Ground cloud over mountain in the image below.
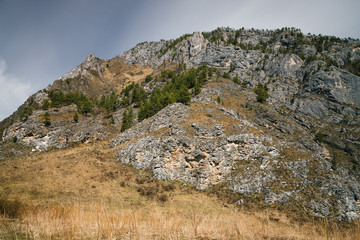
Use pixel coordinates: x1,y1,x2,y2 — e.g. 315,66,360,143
0,57,31,121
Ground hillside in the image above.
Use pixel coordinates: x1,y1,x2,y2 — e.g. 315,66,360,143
1,27,360,239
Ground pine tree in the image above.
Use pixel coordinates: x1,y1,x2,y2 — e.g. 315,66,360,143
78,98,93,115
42,99,50,110
193,80,201,96
177,84,191,104
121,107,134,132
43,112,51,127
20,106,33,121
138,100,151,122
254,83,269,103
132,85,147,107
233,75,240,84
109,115,115,124
149,89,163,114
145,74,153,82
73,112,79,123
217,96,221,103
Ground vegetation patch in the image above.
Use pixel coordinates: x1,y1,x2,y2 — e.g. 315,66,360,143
158,33,191,56
138,65,216,122
254,83,269,103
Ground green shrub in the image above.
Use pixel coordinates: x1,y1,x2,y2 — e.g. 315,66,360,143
217,96,221,104
119,83,146,108
223,72,231,79
98,92,118,113
47,90,96,116
233,75,240,84
245,102,253,111
41,99,50,110
314,132,325,143
241,81,249,89
193,81,201,96
20,106,33,121
305,55,317,64
109,115,115,124
145,74,153,82
43,112,51,127
12,136,17,143
158,33,191,56
73,112,79,123
254,83,269,103
77,98,93,116
121,108,134,132
138,65,210,122
177,84,191,104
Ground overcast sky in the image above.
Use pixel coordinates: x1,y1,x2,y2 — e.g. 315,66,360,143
0,0,359,121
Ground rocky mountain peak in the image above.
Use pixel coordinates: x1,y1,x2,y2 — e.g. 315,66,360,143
58,53,104,81
85,53,96,62
1,27,360,221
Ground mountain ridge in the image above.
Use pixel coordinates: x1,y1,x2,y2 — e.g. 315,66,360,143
1,27,360,222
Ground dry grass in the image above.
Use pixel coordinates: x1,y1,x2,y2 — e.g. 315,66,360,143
103,59,153,93
2,141,359,239
1,201,360,240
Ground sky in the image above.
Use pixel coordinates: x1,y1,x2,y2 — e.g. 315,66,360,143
0,0,359,121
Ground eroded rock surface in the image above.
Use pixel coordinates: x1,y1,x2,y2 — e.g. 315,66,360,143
3,114,107,150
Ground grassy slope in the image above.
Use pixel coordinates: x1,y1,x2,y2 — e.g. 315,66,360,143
0,78,359,239
1,141,359,239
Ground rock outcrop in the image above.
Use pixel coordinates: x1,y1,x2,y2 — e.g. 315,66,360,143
58,54,104,81
110,77,360,220
2,27,360,221
2,108,107,150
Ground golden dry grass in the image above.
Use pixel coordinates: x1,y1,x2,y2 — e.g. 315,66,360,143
102,59,154,93
1,141,359,239
2,201,360,239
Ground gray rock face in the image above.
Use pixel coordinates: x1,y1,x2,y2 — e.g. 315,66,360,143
117,136,234,190
305,68,360,106
119,29,360,123
119,32,263,72
264,54,303,77
2,114,107,150
110,103,190,147
192,123,225,138
32,91,49,108
119,41,166,67
58,54,104,81
115,122,279,190
291,98,330,119
110,76,360,220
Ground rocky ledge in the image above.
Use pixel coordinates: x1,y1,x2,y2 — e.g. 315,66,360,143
2,110,107,150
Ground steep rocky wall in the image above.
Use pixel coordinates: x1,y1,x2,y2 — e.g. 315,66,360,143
118,29,360,122
111,78,360,220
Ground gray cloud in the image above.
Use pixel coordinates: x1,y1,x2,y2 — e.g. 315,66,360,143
0,57,32,121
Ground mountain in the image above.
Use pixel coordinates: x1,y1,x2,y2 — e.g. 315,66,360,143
1,27,360,231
